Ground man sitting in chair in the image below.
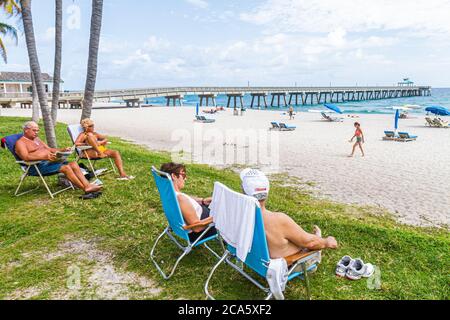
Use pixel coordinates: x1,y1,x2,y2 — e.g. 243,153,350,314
160,162,216,242
240,169,338,259
76,119,134,181
15,121,102,194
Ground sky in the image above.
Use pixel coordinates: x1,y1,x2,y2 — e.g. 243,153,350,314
1,0,450,90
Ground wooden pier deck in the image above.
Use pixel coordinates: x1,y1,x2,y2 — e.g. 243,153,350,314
0,86,432,108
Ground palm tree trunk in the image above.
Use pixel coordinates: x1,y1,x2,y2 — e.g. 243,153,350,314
21,0,57,148
31,70,40,122
51,0,63,126
81,0,103,121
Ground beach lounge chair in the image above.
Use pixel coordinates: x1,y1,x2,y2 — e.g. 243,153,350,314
195,116,216,123
321,112,344,122
1,134,74,198
67,124,116,179
204,182,320,300
279,123,297,131
425,117,435,127
383,131,397,141
270,122,281,130
397,132,418,142
432,118,449,128
150,166,222,280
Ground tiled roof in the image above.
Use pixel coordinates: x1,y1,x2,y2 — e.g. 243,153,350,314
0,71,53,82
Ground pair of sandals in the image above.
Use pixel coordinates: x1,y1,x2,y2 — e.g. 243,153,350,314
336,256,375,280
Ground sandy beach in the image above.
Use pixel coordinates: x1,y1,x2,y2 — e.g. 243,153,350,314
2,106,449,228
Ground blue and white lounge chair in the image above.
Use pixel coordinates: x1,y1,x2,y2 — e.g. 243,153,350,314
1,134,74,198
270,122,281,130
204,182,320,300
195,116,216,123
279,123,297,131
397,132,418,142
383,131,397,141
150,166,222,280
67,124,116,179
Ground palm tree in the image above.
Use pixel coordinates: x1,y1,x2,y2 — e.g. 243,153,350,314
81,0,103,121
51,0,62,126
0,21,17,63
21,0,57,147
30,69,39,122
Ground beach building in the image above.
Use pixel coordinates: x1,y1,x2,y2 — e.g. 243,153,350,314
0,71,58,94
398,78,415,87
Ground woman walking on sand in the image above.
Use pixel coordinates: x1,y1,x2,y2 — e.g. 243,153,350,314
349,122,365,157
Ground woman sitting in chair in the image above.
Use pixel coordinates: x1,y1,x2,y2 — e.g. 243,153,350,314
160,162,216,242
76,118,134,181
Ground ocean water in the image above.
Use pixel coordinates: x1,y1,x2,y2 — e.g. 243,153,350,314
143,88,450,115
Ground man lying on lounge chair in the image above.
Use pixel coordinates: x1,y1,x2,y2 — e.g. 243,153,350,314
15,121,102,195
239,169,338,259
160,162,216,242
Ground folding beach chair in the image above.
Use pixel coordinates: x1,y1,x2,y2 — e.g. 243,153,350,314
1,134,74,199
67,124,116,179
150,166,222,280
321,112,344,122
204,182,320,300
279,123,297,131
397,132,418,142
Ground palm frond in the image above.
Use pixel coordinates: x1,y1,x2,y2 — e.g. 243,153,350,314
0,0,21,16
0,22,18,44
0,37,8,63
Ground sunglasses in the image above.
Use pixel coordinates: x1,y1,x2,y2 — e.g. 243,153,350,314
177,172,187,179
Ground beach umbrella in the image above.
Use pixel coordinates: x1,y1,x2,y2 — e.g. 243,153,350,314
324,104,343,114
196,103,199,116
395,109,400,131
425,106,450,116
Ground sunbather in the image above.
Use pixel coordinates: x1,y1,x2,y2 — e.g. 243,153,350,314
15,121,102,194
240,169,338,259
76,119,134,181
160,162,216,242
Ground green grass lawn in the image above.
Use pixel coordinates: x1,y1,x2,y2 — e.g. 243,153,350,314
0,116,449,300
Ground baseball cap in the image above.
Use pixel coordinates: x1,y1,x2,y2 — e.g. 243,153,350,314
240,168,270,200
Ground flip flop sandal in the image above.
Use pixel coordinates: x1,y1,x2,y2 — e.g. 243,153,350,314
80,192,102,200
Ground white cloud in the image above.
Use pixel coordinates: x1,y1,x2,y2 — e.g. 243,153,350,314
185,0,208,9
240,0,450,36
39,27,55,43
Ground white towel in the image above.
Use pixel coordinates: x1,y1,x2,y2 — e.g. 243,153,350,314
266,259,288,300
209,182,257,262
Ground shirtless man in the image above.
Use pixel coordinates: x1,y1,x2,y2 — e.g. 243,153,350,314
240,169,338,259
15,121,102,194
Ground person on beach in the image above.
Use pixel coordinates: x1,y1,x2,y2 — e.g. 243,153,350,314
289,106,294,120
240,169,338,260
160,163,216,242
15,121,102,195
349,122,365,157
76,119,134,181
